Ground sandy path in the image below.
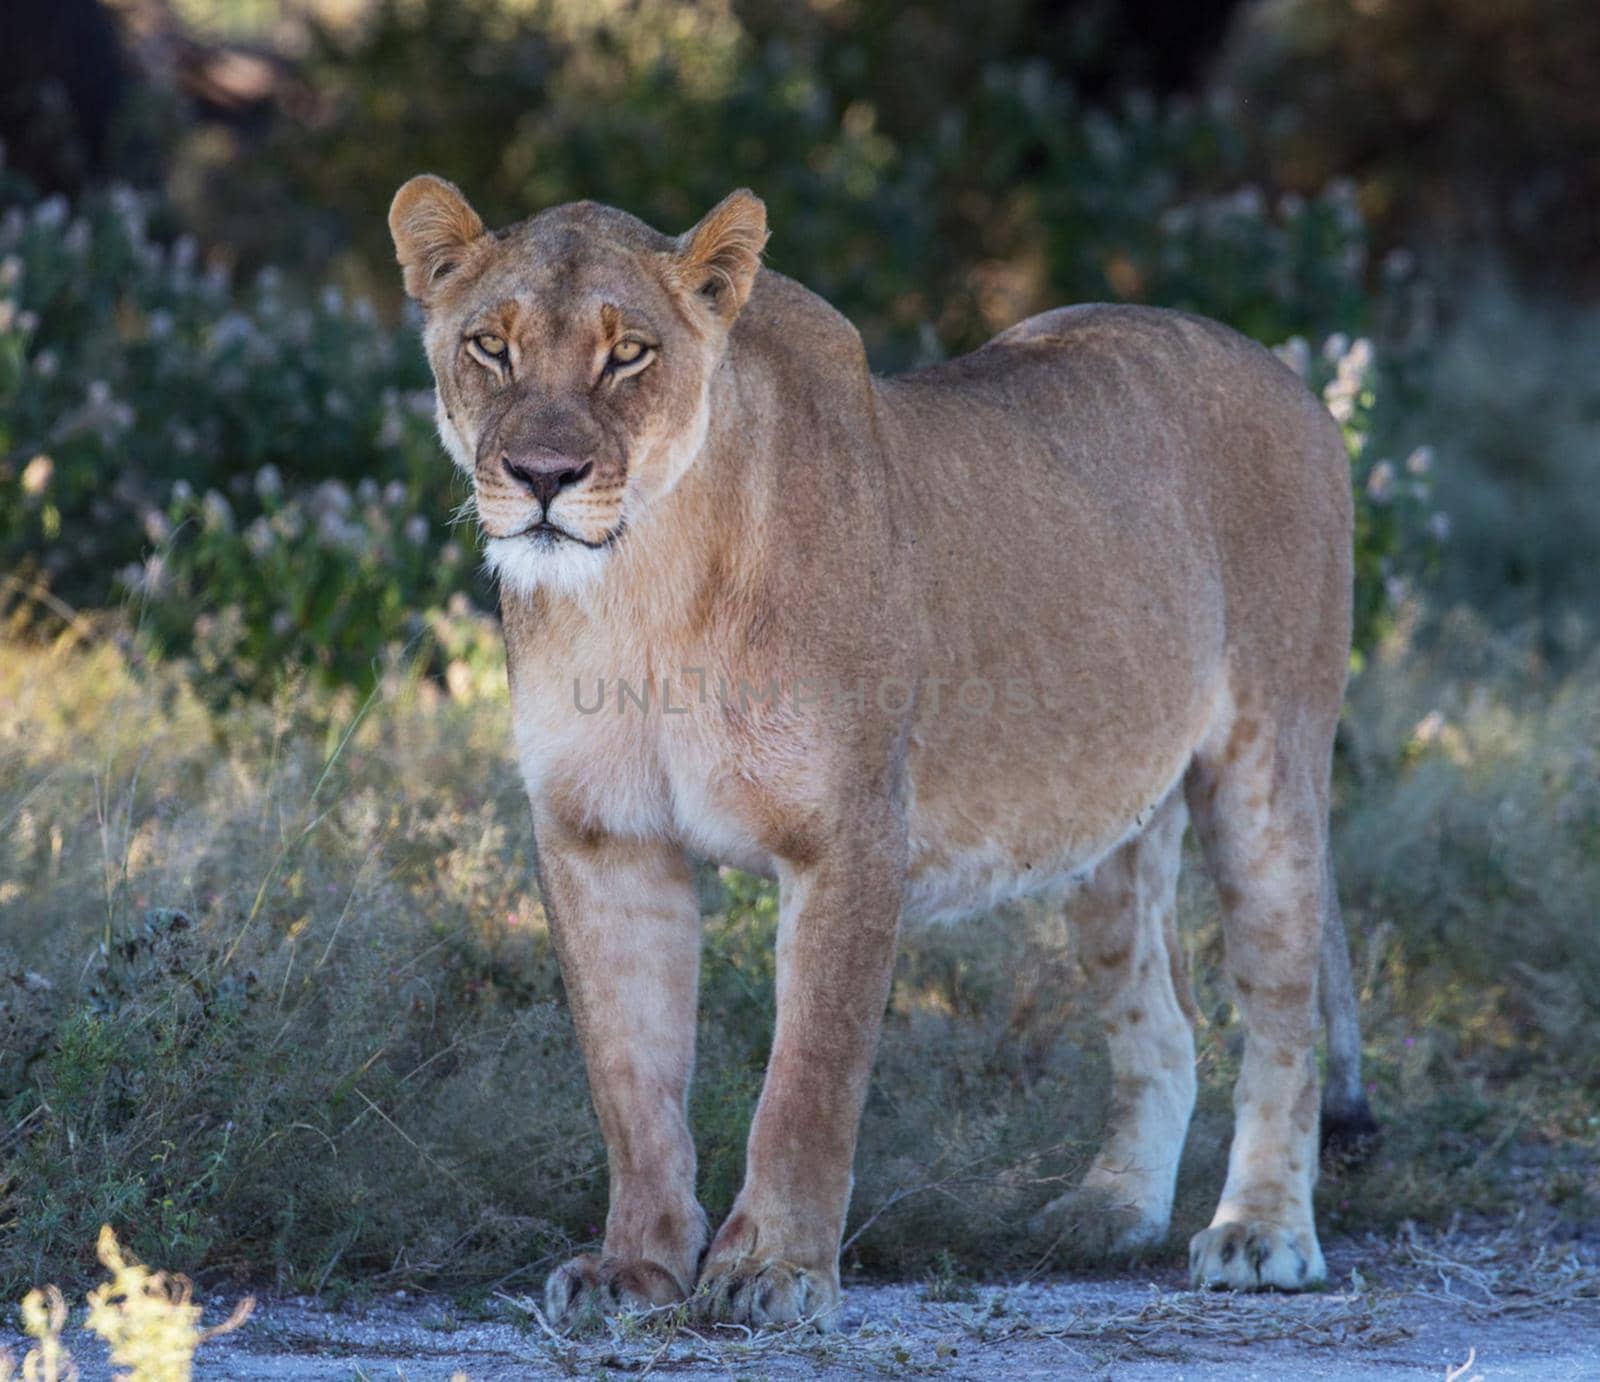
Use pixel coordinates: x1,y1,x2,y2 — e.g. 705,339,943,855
10,1225,1597,1379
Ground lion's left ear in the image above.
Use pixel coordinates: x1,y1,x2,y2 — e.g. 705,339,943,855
669,190,768,321
388,174,487,304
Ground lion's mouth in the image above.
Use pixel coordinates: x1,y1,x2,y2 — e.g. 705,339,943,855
510,519,626,551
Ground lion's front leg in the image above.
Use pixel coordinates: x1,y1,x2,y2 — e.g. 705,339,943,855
536,825,708,1327
697,839,904,1328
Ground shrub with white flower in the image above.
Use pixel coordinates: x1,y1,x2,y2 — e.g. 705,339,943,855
135,475,479,704
0,173,449,616
1,96,1436,698
1277,333,1446,661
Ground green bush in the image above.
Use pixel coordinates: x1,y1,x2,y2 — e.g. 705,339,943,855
132,476,482,705
2,11,1442,698
0,176,457,617
204,1,1389,363
1279,332,1444,659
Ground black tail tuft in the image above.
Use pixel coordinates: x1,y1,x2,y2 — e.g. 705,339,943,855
1320,1097,1381,1169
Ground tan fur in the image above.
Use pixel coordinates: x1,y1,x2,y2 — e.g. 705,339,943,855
390,175,1364,1323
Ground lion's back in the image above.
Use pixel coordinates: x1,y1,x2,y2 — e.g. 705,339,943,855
880,302,1352,696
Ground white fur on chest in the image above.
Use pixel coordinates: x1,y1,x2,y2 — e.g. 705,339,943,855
511,670,777,874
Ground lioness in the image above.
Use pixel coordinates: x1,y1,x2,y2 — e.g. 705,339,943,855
389,176,1377,1326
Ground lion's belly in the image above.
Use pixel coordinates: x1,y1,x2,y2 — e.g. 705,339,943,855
898,663,1224,924
901,747,1193,925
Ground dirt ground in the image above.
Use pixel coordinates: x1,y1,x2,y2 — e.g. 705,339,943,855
11,1220,1598,1380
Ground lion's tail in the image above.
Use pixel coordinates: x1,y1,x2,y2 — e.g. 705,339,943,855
1319,839,1381,1164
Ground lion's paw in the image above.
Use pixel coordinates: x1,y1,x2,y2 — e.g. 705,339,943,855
543,1254,686,1330
1188,1221,1326,1292
1028,1188,1168,1258
695,1257,840,1329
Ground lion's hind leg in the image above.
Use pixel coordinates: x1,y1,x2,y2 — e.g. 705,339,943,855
1184,705,1332,1292
1033,791,1197,1256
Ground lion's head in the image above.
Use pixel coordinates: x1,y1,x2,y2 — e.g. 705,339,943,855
388,176,767,597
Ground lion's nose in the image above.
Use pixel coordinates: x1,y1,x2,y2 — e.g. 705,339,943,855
502,452,593,509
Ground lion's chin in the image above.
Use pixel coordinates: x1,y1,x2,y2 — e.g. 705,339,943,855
484,532,615,599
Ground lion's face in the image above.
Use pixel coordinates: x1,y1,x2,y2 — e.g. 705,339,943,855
389,177,767,597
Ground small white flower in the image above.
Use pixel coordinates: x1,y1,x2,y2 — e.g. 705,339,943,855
1343,338,1374,378
1274,336,1311,379
254,464,283,500
271,610,294,637
383,479,407,508
31,348,58,380
171,479,195,503
202,489,234,532
1365,461,1395,503
108,186,143,236
1405,445,1434,476
212,313,254,351
1159,205,1195,236
272,505,305,542
1229,185,1265,218
356,477,380,505
143,509,172,545
316,508,368,553
21,454,53,496
310,476,352,515
404,515,428,546
244,516,275,558
1427,511,1451,541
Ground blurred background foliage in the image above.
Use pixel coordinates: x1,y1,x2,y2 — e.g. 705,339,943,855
2,0,1598,1300
2,0,1545,697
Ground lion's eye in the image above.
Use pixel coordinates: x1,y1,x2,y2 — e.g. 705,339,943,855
471,333,507,360
608,338,654,372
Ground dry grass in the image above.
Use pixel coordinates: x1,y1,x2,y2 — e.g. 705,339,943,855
485,1214,1598,1374
1379,1215,1600,1320
2,603,1597,1299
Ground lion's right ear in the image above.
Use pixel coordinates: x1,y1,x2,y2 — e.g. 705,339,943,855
388,175,486,304
668,189,768,322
